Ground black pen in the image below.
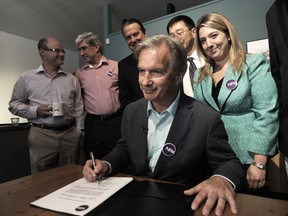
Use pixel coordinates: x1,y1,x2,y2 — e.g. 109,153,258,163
90,152,101,185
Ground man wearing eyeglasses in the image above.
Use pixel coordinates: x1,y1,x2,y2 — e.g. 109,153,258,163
75,32,121,161
9,37,85,174
118,18,147,111
167,15,204,97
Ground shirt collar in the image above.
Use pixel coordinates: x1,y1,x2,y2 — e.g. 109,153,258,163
83,55,108,70
147,91,181,117
36,64,65,75
188,50,200,61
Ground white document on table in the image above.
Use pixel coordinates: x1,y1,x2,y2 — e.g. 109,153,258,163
31,177,133,216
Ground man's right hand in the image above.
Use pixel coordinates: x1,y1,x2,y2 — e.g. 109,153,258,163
36,104,52,117
82,159,109,182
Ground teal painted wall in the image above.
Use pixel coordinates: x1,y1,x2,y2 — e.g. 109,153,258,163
104,0,274,61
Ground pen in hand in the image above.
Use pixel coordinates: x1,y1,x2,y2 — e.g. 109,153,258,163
90,152,102,185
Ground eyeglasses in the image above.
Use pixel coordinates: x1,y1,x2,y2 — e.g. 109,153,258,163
44,48,66,54
169,29,190,38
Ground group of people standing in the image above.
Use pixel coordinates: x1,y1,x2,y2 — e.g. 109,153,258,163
8,7,287,216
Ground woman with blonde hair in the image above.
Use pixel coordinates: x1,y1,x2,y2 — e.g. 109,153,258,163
193,13,279,194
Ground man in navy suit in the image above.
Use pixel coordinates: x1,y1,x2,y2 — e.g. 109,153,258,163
83,35,243,216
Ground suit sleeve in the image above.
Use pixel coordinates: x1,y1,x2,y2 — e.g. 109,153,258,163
102,106,131,174
247,55,278,156
118,61,133,110
206,114,244,190
266,12,281,95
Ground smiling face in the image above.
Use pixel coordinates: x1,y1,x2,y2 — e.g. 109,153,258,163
122,23,147,52
40,37,65,66
198,26,231,63
138,45,181,112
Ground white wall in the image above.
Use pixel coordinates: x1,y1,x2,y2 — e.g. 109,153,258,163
0,31,79,124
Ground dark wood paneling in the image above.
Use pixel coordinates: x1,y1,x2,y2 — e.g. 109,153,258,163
0,124,31,183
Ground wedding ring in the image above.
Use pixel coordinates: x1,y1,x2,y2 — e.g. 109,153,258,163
219,197,226,202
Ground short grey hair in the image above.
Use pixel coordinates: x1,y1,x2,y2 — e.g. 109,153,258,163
75,32,103,53
134,34,187,76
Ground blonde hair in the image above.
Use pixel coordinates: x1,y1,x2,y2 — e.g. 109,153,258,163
195,13,246,82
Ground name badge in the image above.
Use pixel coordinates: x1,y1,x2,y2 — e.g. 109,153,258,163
226,79,237,90
162,143,176,157
107,71,113,77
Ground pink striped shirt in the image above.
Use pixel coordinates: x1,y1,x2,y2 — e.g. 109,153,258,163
76,56,120,115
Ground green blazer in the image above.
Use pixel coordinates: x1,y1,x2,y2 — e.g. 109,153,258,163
194,54,279,164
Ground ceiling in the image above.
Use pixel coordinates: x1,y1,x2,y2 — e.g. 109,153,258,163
0,0,211,51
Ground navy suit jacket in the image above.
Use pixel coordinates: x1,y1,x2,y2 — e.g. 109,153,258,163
266,0,288,156
103,93,243,189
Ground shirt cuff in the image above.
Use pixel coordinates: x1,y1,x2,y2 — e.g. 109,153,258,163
211,174,236,190
103,160,112,176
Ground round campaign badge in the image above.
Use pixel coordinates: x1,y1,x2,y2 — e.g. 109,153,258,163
226,79,238,90
107,71,113,77
162,143,176,157
75,205,89,211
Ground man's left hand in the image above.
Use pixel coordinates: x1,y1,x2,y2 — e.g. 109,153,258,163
183,176,237,216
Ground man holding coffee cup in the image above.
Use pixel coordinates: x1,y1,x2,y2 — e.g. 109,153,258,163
50,103,65,117
9,37,85,174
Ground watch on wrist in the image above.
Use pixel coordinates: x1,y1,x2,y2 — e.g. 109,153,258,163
252,161,267,170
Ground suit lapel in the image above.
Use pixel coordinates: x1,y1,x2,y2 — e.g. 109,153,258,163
217,65,242,111
200,75,219,111
153,94,193,176
138,100,149,164
198,65,242,112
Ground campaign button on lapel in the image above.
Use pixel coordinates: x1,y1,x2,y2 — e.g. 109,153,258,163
226,79,237,90
162,143,176,156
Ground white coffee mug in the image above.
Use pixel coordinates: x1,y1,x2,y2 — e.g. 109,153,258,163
50,103,64,116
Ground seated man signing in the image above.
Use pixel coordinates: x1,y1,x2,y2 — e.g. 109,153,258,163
82,34,243,216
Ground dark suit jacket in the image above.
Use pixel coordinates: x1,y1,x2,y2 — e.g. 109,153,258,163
103,93,243,189
118,54,144,110
266,0,288,156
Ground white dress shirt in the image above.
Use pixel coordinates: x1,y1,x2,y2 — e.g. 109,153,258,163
183,51,205,97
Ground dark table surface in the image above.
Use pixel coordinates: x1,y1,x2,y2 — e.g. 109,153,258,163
1,164,288,216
